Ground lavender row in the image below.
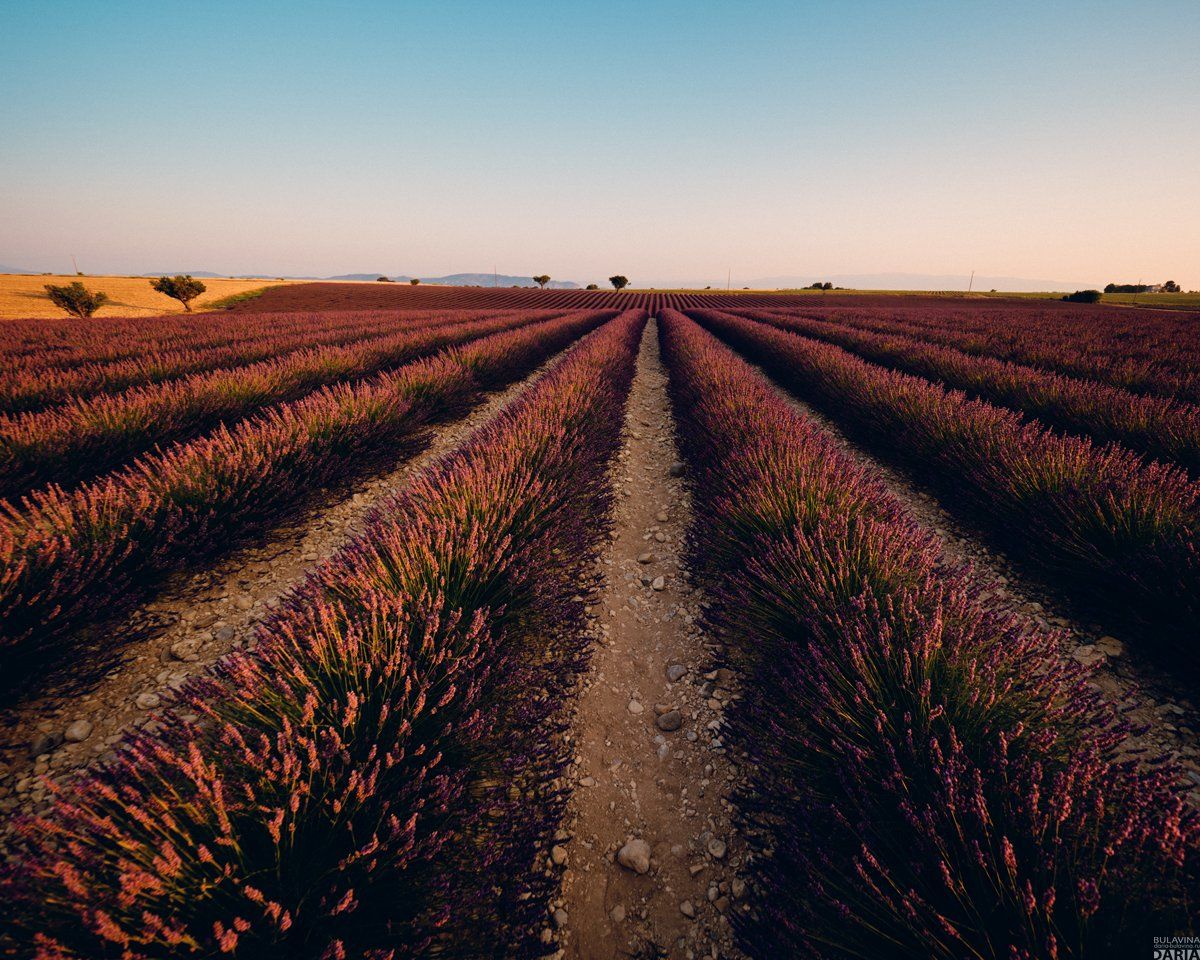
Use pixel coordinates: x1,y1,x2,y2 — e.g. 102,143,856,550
0,303,437,371
1,310,645,958
767,301,1200,404
659,309,1198,958
0,309,579,501
0,308,505,414
0,310,612,675
737,307,1200,476
689,308,1200,667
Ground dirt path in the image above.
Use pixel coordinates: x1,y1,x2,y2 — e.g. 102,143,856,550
751,365,1200,804
0,359,557,822
555,321,747,960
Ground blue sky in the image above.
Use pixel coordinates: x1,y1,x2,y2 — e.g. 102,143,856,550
2,0,1197,287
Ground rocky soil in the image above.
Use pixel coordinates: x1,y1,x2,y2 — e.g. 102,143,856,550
554,321,747,960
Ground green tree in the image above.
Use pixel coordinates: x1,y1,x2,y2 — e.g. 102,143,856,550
44,281,109,318
533,274,551,289
150,275,207,311
609,275,629,291
585,283,599,290
410,278,421,285
376,276,391,282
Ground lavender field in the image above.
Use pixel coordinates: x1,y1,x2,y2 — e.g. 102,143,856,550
0,288,1196,958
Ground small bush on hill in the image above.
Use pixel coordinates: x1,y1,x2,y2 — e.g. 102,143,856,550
150,275,207,311
44,281,109,318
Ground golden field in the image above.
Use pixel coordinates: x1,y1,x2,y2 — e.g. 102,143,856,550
0,274,296,320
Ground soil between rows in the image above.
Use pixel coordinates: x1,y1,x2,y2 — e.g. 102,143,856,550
0,355,560,824
557,322,748,960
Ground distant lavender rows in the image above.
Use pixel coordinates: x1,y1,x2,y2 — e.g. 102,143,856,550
0,309,574,499
0,308,507,413
688,308,1200,669
659,310,1198,959
735,307,1200,477
755,300,1200,403
2,310,646,958
0,309,614,676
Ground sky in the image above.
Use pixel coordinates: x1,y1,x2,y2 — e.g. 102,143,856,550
2,0,1198,289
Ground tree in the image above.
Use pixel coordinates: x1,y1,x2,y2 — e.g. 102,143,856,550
1062,289,1102,303
376,276,391,282
533,274,551,289
150,275,207,311
1164,280,1181,293
822,282,833,290
410,278,420,285
609,275,629,291
585,283,599,290
44,281,109,318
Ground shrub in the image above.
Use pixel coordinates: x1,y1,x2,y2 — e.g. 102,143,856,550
43,281,109,318
1062,289,1102,303
150,274,207,311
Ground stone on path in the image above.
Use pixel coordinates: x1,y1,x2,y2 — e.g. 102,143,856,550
64,719,93,743
616,838,652,874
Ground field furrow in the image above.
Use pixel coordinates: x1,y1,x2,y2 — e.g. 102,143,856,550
558,319,747,959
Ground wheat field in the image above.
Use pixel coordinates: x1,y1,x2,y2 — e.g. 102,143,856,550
0,274,295,319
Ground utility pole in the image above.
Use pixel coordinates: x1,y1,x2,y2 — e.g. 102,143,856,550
494,265,498,288
71,255,79,276
726,267,731,292
967,269,975,294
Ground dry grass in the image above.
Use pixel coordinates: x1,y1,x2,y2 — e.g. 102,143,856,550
0,274,296,320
